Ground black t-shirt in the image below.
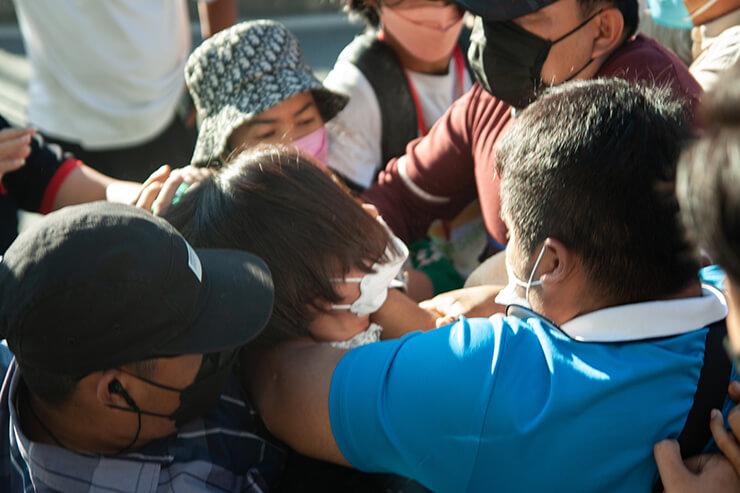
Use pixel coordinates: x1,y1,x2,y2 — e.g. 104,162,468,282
0,116,69,252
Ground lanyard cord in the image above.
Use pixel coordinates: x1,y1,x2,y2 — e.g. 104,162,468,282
376,30,466,137
403,46,466,137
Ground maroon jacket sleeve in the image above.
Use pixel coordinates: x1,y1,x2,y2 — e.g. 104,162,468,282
363,86,483,243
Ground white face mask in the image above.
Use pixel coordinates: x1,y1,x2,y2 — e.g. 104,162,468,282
494,244,547,309
331,220,409,316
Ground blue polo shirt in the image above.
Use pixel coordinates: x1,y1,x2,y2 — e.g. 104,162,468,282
329,285,732,492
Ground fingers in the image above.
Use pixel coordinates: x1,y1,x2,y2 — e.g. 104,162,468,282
135,182,163,212
729,404,740,447
0,127,34,140
711,408,740,474
0,127,34,155
435,315,457,328
728,381,740,403
0,128,34,176
141,164,171,188
0,157,27,179
654,440,695,491
151,171,185,216
130,164,171,206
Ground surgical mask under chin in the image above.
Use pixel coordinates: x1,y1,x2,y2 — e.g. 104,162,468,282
330,323,383,349
468,11,601,109
647,0,720,29
293,126,329,164
380,3,464,63
331,221,409,316
495,244,547,309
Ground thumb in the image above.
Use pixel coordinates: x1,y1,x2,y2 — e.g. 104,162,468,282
728,381,740,403
654,440,693,491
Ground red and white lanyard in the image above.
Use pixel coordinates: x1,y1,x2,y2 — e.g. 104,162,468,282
403,46,466,137
378,31,467,137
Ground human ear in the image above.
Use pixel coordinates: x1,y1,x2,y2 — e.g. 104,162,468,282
590,8,625,60
539,237,576,285
96,369,135,408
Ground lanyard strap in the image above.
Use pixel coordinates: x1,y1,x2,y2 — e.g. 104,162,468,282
402,46,466,137
377,30,466,138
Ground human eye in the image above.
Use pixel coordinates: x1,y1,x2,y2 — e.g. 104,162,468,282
298,117,317,127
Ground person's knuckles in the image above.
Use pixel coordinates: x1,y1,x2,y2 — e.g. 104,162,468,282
729,381,740,401
136,183,162,210
0,128,33,141
654,440,692,484
728,406,740,436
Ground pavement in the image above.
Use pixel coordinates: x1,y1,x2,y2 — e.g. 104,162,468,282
0,13,362,125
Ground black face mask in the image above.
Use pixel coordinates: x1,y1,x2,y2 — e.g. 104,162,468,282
468,11,603,109
107,349,238,452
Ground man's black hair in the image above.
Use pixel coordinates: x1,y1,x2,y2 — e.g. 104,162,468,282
345,0,380,27
497,78,698,305
678,63,740,283
22,359,158,407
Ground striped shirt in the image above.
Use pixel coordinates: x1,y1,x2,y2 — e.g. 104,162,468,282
0,352,284,492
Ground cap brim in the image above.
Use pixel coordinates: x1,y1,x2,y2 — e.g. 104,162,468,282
156,249,274,355
456,0,557,21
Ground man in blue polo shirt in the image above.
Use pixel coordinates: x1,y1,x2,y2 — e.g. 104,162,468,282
248,78,734,492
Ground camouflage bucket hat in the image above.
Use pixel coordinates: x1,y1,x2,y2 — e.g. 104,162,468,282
185,20,349,166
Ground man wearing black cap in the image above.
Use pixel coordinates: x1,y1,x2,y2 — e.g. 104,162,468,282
0,202,283,492
363,0,701,260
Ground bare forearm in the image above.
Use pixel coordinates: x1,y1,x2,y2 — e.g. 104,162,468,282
373,289,436,339
245,339,349,466
53,165,141,211
198,0,238,39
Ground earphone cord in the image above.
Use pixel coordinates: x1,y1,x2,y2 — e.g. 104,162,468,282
114,409,141,456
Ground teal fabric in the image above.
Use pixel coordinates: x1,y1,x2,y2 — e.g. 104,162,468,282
647,0,694,29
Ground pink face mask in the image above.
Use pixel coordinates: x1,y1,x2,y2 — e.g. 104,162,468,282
292,126,329,164
380,2,464,63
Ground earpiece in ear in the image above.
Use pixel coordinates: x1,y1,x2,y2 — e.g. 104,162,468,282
108,379,123,394
108,379,138,410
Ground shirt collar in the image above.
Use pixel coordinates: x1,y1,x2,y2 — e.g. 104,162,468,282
559,285,727,342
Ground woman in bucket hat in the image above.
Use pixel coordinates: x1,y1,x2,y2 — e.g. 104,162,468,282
186,20,348,167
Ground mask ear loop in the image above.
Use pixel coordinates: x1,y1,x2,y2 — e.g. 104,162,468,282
541,8,606,88
108,380,143,455
550,8,606,45
330,277,363,312
525,244,548,303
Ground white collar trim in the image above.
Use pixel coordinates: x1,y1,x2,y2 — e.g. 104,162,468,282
560,285,727,342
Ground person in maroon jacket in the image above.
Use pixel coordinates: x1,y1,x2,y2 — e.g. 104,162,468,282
363,0,701,257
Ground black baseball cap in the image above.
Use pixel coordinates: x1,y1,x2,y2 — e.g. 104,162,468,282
456,0,557,21
0,202,274,376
